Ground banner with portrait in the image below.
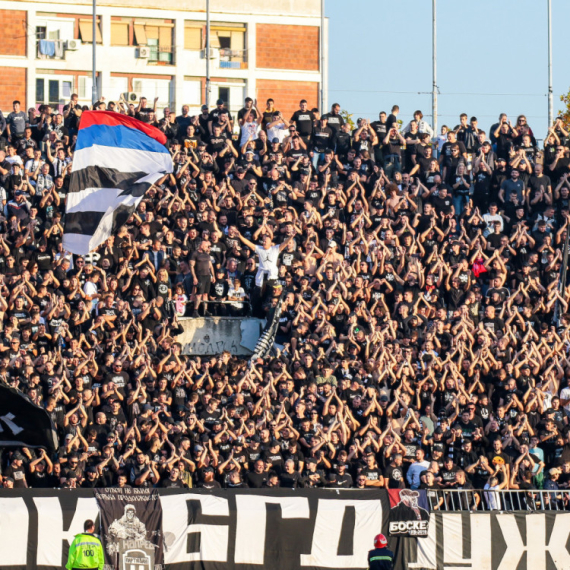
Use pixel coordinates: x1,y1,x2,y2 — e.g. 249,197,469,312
387,488,431,537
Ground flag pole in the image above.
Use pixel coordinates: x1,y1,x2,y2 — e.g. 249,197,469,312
547,0,553,127
206,0,211,108
92,0,97,105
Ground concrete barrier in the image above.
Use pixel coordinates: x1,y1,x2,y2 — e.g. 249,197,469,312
177,317,265,355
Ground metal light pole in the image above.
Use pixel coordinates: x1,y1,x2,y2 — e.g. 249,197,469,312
206,0,211,108
432,0,437,135
91,0,97,105
547,0,553,127
320,0,325,112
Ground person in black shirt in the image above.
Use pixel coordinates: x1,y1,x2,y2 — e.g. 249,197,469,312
321,103,345,135
383,454,405,489
290,100,316,146
311,117,334,170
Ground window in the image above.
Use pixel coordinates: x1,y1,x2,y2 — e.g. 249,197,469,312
158,27,172,61
36,17,74,59
183,79,202,107
134,79,172,106
211,83,245,113
36,76,74,107
35,17,75,41
78,18,102,44
211,24,245,51
36,79,45,103
148,38,159,61
134,24,147,45
78,76,93,100
184,25,202,50
108,77,129,100
218,87,229,107
111,22,129,46
213,23,246,65
133,20,173,63
218,34,231,50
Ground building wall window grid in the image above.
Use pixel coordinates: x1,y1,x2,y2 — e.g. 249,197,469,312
0,8,323,115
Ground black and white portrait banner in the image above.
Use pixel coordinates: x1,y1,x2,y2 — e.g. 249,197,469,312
95,487,164,570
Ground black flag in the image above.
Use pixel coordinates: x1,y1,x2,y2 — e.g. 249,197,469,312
0,383,58,452
96,487,164,570
249,290,285,363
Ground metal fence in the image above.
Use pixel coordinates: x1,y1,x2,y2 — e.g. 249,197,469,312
426,488,570,511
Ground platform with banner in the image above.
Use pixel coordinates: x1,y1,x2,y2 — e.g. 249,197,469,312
0,488,569,570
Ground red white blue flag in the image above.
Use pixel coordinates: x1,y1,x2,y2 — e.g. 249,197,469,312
63,111,172,255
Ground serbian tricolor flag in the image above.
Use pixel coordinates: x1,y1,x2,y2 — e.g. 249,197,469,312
62,111,172,255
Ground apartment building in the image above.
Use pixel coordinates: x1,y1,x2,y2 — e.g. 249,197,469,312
0,0,327,119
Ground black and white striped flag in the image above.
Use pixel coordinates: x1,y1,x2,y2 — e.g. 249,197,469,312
62,111,173,255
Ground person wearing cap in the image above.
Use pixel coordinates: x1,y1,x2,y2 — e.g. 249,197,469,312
239,99,263,148
207,99,232,135
368,534,394,570
66,519,104,570
4,451,28,488
198,465,221,489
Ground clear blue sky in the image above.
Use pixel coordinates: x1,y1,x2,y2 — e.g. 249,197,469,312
325,0,570,138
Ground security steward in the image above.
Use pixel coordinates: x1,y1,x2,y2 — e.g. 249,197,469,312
368,533,394,570
66,519,104,570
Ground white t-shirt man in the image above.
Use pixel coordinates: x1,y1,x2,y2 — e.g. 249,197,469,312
267,122,287,144
482,213,503,236
254,244,280,286
239,120,261,147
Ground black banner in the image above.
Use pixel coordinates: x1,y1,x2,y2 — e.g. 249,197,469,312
0,383,58,452
249,291,285,362
0,488,569,569
387,489,430,537
96,488,164,570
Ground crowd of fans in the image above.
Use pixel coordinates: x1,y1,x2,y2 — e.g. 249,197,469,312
1,93,570,506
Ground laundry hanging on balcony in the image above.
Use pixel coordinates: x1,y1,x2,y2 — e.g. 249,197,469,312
54,40,64,58
39,40,56,57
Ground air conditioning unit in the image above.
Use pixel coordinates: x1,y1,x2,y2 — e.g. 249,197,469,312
137,47,150,59
201,48,217,59
66,39,81,51
124,92,140,103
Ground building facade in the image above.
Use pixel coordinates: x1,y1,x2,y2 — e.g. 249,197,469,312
0,0,327,120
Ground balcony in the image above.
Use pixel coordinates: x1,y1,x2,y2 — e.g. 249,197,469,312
219,48,248,69
146,44,174,66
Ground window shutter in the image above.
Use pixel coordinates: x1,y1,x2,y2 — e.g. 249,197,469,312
210,31,221,49
145,26,159,40
79,19,102,43
159,26,172,50
111,22,129,46
134,24,147,45
230,31,244,50
184,26,201,50
78,20,93,43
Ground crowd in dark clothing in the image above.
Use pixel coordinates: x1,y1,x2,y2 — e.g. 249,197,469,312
0,94,570,503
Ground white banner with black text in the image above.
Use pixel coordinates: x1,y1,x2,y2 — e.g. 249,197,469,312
1,489,570,569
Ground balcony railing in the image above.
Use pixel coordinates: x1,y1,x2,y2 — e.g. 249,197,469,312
219,48,247,69
427,488,570,511
148,46,175,65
